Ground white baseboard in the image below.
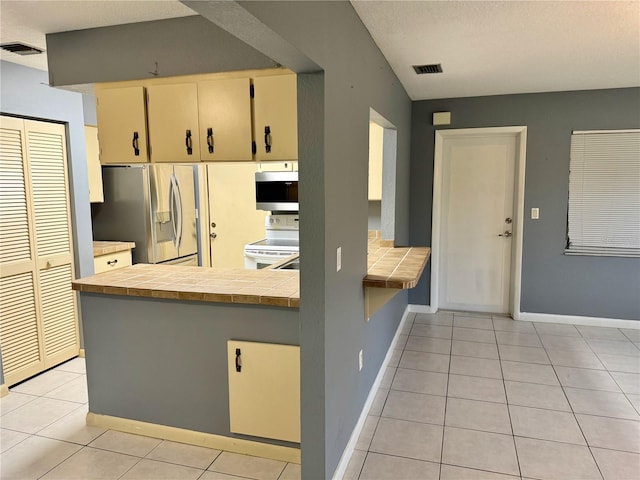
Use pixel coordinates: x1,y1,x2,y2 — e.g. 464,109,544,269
0,384,8,398
408,304,437,314
331,305,412,480
516,312,640,329
86,412,300,463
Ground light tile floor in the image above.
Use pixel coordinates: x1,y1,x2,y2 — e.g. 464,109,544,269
0,357,300,480
2,312,640,480
345,311,640,480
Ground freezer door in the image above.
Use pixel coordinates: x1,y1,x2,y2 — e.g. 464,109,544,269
149,164,179,263
173,165,198,257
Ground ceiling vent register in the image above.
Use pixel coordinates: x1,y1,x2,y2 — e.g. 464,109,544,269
1,42,44,55
413,64,443,75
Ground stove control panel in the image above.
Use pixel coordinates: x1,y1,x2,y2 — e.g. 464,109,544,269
266,214,299,231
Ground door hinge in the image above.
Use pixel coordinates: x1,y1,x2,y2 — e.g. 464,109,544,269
251,141,257,155
250,84,255,98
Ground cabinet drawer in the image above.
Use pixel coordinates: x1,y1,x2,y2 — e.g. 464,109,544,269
93,250,132,274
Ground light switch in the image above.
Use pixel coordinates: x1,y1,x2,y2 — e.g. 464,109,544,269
337,247,342,272
531,208,540,220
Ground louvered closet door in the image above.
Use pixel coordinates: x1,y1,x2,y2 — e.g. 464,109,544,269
25,120,79,368
0,116,44,385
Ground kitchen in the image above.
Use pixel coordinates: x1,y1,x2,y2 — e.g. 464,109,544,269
0,42,430,474
68,66,428,462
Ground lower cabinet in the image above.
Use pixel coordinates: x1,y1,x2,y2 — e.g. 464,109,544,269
227,341,300,443
93,250,132,274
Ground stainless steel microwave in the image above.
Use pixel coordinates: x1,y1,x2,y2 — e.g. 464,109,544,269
255,171,299,211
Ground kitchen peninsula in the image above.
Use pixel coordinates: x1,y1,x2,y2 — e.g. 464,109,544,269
71,238,430,463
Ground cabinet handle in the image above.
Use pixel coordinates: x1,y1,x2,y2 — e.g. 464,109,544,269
207,128,214,154
235,348,242,372
107,259,118,266
185,129,193,155
132,131,140,156
264,126,272,153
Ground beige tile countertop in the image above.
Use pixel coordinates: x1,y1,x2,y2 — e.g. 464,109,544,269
72,264,300,308
364,237,431,289
93,241,136,257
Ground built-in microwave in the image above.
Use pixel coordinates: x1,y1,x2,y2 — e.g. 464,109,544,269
255,171,299,211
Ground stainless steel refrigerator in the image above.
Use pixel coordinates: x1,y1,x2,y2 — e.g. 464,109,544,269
93,165,199,265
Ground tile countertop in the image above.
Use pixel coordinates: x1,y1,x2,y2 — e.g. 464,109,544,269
364,237,431,289
73,240,430,308
72,264,300,308
93,241,136,257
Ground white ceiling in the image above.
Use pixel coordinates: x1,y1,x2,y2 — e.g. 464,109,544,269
1,1,639,100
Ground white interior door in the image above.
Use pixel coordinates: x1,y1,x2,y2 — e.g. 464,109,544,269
439,134,516,313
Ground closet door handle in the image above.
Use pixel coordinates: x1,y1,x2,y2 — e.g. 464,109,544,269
132,131,140,156
185,129,193,155
206,127,214,154
264,126,271,153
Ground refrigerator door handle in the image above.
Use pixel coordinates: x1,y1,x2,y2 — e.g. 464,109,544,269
169,175,178,248
173,173,184,250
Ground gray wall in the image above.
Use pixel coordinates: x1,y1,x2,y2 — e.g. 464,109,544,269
368,201,381,231
46,16,276,86
230,3,413,477
43,3,414,477
81,293,299,446
409,87,640,320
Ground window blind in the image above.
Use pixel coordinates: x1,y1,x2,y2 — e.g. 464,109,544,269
566,129,640,257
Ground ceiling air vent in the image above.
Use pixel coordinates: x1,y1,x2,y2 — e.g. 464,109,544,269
413,64,443,75
0,42,44,56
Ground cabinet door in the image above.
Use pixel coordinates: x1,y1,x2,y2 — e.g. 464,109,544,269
147,83,200,163
253,74,298,161
96,87,148,164
368,123,383,201
85,126,104,202
207,163,266,268
0,116,44,385
227,341,300,443
198,78,253,161
25,120,79,367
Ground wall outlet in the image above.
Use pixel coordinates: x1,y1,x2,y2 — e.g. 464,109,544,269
358,349,363,371
337,247,342,272
531,207,540,220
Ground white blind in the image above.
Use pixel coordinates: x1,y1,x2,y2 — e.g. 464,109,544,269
567,130,640,257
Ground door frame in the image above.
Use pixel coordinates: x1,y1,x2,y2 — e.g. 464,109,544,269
430,126,527,318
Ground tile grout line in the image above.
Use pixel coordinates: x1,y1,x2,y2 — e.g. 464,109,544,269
438,329,453,480
544,337,606,480
493,318,523,480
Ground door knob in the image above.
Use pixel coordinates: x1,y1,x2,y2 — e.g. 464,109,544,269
505,217,513,224
210,233,217,239
498,231,512,238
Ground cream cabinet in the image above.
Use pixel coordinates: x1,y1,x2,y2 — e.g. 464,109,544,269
368,122,383,201
227,341,300,443
96,86,148,164
93,250,132,274
207,163,266,268
0,116,79,387
198,78,253,162
253,74,298,161
85,126,104,203
146,83,200,163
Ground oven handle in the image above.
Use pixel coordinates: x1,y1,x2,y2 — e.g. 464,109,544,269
243,251,296,260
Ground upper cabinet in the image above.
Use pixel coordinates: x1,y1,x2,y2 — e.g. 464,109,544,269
253,74,298,161
198,78,253,162
368,122,383,201
147,83,200,163
95,70,297,164
84,126,104,203
96,86,148,164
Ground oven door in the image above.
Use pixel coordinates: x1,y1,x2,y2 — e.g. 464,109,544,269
244,249,297,269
